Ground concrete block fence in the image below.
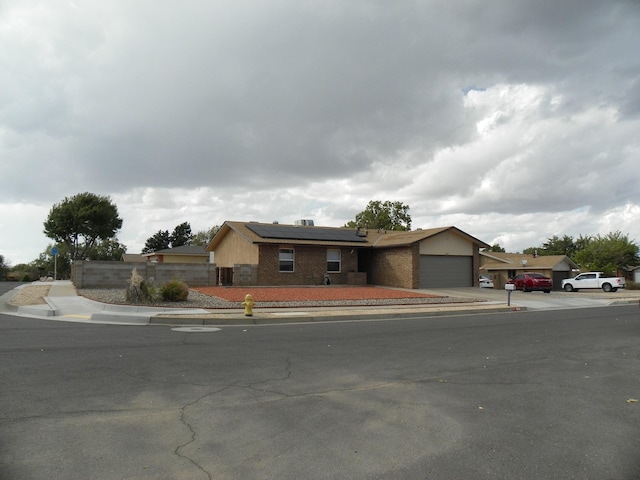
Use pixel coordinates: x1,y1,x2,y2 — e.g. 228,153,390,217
72,261,217,289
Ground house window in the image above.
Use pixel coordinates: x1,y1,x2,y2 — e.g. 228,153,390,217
279,248,294,272
327,249,341,272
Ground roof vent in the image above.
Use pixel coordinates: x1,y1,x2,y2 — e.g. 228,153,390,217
294,219,315,227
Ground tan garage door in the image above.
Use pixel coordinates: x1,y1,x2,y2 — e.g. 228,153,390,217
419,255,472,288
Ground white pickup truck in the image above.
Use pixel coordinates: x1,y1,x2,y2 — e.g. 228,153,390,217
561,272,626,292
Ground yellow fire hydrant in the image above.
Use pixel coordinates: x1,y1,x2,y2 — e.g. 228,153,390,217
242,293,254,316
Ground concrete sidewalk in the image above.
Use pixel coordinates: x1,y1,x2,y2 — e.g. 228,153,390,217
1,281,513,326
3,281,211,325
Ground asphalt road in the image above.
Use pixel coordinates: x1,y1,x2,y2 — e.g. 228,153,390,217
1,283,640,479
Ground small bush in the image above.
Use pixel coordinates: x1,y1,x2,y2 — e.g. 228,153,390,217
161,278,189,302
625,281,639,290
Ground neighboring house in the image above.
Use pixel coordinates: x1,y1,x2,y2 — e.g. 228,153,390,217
142,245,210,264
479,252,579,290
206,221,489,289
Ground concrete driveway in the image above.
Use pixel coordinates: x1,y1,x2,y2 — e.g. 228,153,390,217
419,286,640,310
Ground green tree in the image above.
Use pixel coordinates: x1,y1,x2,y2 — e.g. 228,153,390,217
86,238,127,261
573,231,639,274
0,254,9,279
142,230,171,253
524,235,576,256
484,244,505,253
10,263,39,282
33,244,72,279
574,234,592,253
345,200,411,231
542,235,577,256
170,222,193,247
142,222,199,253
43,192,123,261
191,225,221,246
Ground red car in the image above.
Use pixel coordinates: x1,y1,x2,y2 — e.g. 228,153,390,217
508,273,553,293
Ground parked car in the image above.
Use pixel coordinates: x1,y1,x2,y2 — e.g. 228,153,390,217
507,273,553,293
561,272,626,292
479,276,494,288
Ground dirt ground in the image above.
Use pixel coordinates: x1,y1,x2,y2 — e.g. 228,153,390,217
193,286,441,302
8,285,50,306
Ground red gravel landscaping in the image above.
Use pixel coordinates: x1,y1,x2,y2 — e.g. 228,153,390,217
193,286,443,302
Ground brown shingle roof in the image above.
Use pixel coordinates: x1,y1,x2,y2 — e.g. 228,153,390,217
207,221,489,250
480,251,578,271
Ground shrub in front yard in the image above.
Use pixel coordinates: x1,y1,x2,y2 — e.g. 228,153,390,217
126,268,151,303
161,278,189,302
625,281,639,290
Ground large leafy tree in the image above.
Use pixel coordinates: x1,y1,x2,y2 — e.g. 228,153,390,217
523,234,591,257
523,231,639,273
573,231,639,274
43,193,123,261
345,200,411,231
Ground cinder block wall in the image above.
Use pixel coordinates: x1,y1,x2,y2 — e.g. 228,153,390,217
233,264,258,286
72,261,217,288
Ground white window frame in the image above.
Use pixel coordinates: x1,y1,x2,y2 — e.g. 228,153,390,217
327,249,341,273
279,248,295,272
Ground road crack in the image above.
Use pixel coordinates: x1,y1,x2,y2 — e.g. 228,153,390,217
174,385,234,480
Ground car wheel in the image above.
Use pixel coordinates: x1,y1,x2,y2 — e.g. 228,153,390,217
602,283,612,292
612,288,618,292
544,290,551,293
521,284,528,292
564,284,574,292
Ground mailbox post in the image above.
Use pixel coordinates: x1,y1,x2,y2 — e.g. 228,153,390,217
505,283,515,306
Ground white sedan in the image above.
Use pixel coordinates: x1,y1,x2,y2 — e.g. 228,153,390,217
479,276,494,288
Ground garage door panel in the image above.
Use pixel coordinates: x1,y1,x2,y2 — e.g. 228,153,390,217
420,255,472,288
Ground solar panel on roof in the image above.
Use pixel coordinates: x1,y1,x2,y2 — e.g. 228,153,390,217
246,224,367,243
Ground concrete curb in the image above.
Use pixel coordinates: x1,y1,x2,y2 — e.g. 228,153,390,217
150,305,519,326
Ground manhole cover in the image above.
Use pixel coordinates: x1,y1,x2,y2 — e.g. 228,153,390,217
171,327,222,333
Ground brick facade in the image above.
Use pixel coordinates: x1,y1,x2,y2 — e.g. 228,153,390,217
256,245,358,286
367,245,417,289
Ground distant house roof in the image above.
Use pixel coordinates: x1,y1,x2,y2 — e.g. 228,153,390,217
480,251,579,271
142,245,208,257
122,253,146,263
207,221,489,250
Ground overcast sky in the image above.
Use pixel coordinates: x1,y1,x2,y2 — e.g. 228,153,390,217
1,0,639,265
